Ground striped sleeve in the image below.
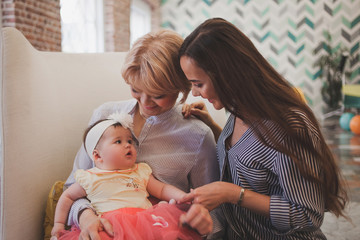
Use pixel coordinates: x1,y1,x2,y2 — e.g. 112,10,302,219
270,113,324,233
270,194,291,232
66,198,96,227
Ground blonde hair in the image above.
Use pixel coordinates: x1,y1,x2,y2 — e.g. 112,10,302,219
122,29,190,103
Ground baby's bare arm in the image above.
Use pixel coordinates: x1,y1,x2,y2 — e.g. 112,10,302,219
51,183,87,237
147,175,186,202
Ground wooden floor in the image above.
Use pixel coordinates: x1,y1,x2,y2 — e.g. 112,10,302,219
320,116,360,239
321,116,360,202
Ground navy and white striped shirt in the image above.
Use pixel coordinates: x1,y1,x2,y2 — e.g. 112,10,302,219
218,111,326,239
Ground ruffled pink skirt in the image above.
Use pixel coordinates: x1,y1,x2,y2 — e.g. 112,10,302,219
58,203,201,240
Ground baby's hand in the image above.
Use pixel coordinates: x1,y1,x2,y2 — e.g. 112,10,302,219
51,222,65,239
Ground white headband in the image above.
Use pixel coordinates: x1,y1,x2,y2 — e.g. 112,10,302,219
85,112,133,161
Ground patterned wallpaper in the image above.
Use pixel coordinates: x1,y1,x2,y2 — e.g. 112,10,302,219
160,0,360,116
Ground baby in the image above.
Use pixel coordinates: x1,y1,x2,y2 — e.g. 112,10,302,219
51,113,200,240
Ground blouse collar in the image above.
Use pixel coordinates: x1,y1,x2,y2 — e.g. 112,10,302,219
129,100,179,123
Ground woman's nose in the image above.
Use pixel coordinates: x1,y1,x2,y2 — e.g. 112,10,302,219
192,88,200,97
140,93,152,104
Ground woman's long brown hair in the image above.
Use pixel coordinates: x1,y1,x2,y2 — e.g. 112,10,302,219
179,18,348,218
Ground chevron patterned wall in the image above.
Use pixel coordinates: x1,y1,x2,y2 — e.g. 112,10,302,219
160,0,360,117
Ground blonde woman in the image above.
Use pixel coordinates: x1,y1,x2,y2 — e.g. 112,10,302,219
64,30,220,239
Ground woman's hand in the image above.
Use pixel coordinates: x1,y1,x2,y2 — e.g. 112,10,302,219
182,101,212,125
180,182,233,211
183,182,271,219
78,209,114,240
179,203,213,236
182,101,223,141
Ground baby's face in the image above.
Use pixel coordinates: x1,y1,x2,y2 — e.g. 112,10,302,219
96,126,137,170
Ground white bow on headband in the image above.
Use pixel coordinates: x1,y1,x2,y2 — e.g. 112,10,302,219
85,112,133,161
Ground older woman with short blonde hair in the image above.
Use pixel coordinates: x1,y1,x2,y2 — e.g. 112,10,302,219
64,29,221,239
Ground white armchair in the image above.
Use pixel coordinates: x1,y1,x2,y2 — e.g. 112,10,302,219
0,27,228,240
0,27,132,240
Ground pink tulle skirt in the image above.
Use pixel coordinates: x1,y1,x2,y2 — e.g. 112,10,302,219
58,203,201,240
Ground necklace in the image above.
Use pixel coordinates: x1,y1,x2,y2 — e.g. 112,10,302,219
139,110,149,119
138,109,149,119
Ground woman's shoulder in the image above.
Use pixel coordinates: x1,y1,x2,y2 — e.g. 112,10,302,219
283,108,321,139
172,104,214,135
285,108,317,128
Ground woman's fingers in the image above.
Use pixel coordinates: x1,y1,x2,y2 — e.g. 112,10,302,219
182,101,207,119
178,191,195,203
188,107,204,118
78,217,113,240
180,204,213,235
182,104,192,118
78,216,102,240
191,101,206,111
88,230,101,240
78,231,91,240
99,218,114,237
